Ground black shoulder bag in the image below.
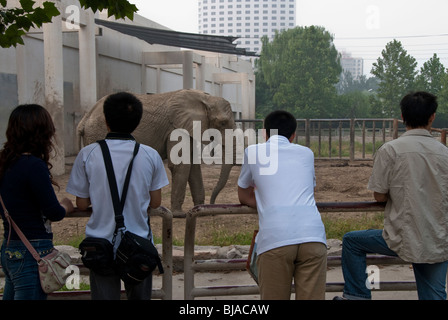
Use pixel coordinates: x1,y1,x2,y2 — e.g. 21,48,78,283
98,140,164,285
78,140,140,276
79,140,163,282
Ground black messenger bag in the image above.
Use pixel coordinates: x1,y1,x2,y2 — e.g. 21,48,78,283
79,236,115,276
98,139,164,285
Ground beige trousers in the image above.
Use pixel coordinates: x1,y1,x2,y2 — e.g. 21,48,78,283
257,242,327,300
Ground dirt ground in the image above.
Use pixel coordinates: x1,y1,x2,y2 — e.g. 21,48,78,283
52,159,374,245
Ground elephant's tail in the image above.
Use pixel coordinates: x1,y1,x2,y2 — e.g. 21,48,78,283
210,163,234,204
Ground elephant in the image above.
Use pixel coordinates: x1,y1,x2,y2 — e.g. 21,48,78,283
77,89,236,213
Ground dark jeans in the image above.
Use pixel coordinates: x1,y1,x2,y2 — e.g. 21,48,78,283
89,270,152,300
341,229,448,300
1,239,53,300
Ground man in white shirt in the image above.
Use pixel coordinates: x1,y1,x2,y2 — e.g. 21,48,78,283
67,92,169,300
238,110,327,300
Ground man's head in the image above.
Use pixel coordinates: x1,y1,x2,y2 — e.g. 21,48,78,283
264,110,297,140
103,92,143,133
400,91,437,129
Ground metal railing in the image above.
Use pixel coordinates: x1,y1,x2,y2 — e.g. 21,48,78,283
0,202,428,299
236,118,447,161
183,202,419,300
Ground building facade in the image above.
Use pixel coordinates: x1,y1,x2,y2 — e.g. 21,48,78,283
340,51,364,80
198,0,296,54
0,0,255,174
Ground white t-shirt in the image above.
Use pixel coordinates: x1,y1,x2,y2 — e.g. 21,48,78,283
238,135,326,255
67,138,169,245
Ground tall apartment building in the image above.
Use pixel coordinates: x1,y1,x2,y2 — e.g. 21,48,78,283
198,0,296,54
340,51,364,80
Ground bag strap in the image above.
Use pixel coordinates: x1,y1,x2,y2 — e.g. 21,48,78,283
0,195,42,263
97,140,140,232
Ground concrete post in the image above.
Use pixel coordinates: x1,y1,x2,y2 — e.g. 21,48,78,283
195,56,205,91
15,40,29,105
182,51,194,89
43,0,65,175
78,9,97,114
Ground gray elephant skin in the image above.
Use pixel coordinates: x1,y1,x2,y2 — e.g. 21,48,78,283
77,89,236,213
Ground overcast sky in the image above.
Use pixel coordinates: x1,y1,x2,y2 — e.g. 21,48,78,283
131,0,448,76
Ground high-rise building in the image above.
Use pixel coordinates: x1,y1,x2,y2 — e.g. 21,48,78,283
340,51,364,80
198,0,296,54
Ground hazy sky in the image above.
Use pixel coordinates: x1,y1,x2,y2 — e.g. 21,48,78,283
131,0,448,76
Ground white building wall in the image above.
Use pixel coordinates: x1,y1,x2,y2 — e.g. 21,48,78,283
0,8,255,157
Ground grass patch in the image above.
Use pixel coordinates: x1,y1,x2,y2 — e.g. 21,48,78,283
61,213,384,247
60,282,90,291
54,234,85,248
197,229,254,246
322,212,384,240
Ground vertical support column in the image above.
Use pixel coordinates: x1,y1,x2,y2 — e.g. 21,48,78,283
392,118,399,139
16,41,30,105
182,51,194,90
43,0,65,175
195,56,205,91
141,52,147,94
350,118,355,161
78,9,97,114
240,73,250,119
305,119,310,147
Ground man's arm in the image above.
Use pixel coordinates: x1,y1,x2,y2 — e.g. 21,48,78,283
76,197,91,211
149,189,162,209
238,186,256,208
373,192,388,202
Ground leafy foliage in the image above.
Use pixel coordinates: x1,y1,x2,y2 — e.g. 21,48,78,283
0,0,59,47
415,53,446,96
0,0,137,48
256,26,342,118
78,0,137,20
371,39,418,117
256,34,448,125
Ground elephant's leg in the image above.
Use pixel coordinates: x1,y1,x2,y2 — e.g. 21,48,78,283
168,162,191,213
188,164,205,206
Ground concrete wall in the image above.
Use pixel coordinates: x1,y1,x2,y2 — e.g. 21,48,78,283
0,3,255,160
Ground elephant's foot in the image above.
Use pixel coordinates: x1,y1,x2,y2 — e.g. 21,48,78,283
170,200,185,216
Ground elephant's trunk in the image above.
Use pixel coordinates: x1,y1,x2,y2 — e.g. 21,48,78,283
210,163,234,204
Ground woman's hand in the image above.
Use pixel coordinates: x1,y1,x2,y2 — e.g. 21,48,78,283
60,197,74,214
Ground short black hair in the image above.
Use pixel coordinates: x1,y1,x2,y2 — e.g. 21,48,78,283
400,91,438,128
103,92,143,133
264,110,297,139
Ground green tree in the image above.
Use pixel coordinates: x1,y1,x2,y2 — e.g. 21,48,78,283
256,26,341,118
415,53,446,96
371,39,417,117
438,71,448,115
334,91,372,118
0,0,137,48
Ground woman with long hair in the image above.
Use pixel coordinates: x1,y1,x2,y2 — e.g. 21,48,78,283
0,104,73,300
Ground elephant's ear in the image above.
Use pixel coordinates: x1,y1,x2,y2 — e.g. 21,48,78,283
168,90,210,138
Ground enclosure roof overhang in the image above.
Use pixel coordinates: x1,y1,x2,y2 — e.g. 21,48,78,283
95,19,259,57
